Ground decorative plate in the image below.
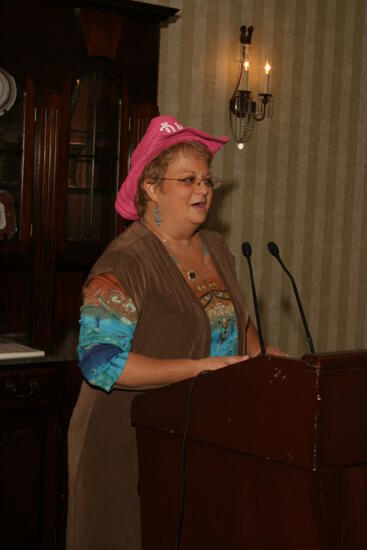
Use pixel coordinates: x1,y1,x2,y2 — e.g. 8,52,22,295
0,68,17,117
0,190,17,239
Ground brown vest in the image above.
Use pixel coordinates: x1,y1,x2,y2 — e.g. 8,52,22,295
87,220,248,357
67,220,249,550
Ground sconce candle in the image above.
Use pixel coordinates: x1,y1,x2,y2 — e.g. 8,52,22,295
264,60,271,93
242,59,250,90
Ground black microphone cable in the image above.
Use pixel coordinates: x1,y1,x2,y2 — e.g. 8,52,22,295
241,241,266,354
174,369,211,550
267,241,315,354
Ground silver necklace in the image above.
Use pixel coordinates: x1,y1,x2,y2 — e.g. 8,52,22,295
163,238,216,292
144,220,210,284
162,237,196,281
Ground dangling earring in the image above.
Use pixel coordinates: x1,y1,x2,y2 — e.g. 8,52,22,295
154,203,163,226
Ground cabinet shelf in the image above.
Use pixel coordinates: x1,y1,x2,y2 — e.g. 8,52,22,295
67,186,115,194
68,154,119,161
0,147,23,154
0,180,21,187
69,130,117,138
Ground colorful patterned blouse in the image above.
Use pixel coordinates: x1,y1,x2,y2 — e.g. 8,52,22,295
78,241,239,391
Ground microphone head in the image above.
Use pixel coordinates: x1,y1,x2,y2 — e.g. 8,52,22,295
241,242,252,257
267,241,280,257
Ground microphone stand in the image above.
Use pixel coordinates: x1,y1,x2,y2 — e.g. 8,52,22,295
268,241,315,354
241,242,266,354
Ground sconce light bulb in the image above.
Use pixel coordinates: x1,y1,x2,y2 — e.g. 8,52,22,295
244,59,250,71
265,60,271,74
237,142,245,150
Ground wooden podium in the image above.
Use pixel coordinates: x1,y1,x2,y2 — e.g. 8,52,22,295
131,351,367,549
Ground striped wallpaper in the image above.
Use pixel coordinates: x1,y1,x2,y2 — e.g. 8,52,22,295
136,0,367,357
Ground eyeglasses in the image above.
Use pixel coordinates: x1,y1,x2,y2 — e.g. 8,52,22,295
157,175,222,190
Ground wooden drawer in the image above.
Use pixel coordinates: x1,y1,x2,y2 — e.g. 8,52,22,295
0,364,64,410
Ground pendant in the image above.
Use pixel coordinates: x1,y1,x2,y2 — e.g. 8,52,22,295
188,270,196,281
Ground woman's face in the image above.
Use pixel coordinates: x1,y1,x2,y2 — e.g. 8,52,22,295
148,151,213,230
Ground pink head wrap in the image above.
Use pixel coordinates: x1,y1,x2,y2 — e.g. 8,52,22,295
115,115,229,220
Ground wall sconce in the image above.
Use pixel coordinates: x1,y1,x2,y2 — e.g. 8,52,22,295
229,25,273,149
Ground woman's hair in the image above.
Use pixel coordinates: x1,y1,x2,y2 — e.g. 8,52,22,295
135,141,213,217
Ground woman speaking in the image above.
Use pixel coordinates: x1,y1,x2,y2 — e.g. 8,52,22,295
67,115,279,549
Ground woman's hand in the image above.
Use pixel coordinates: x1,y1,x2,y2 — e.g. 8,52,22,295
196,354,250,373
117,353,249,389
250,345,287,357
265,346,287,357
246,319,287,357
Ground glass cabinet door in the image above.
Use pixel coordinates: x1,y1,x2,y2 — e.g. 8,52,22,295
67,71,121,242
0,70,25,241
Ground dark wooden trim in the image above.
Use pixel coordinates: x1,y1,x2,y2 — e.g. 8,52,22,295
32,94,62,345
34,0,178,21
55,76,73,254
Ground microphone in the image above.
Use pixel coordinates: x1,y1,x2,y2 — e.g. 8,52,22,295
267,241,315,354
241,242,266,354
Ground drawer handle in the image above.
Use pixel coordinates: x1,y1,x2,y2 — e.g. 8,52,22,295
5,379,40,398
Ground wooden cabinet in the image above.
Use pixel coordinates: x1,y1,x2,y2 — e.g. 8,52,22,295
0,1,177,548
0,359,82,549
0,0,177,348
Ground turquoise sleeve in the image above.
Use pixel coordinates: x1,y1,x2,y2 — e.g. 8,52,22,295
77,305,137,392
